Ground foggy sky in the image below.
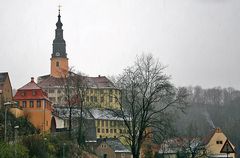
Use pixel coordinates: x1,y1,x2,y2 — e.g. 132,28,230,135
1,0,240,89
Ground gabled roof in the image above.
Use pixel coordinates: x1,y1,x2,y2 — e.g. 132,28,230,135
19,77,41,90
98,138,131,153
202,128,222,146
14,77,49,100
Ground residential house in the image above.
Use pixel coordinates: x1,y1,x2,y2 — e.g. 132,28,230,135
158,128,236,158
203,128,236,158
13,77,55,132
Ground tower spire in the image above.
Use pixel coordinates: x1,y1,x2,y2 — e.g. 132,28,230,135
56,5,63,29
52,5,66,58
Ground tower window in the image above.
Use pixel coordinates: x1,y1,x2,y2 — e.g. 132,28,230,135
56,61,59,67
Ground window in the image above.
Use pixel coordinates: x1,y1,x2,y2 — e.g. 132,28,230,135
216,141,223,144
97,120,100,126
100,89,104,94
32,90,36,96
114,129,117,133
56,61,59,67
37,100,41,108
101,97,104,103
109,96,112,102
106,129,109,133
121,153,125,158
110,129,113,133
49,89,54,93
94,96,97,102
106,121,108,127
57,97,62,102
86,96,89,102
119,129,122,134
115,96,118,103
90,89,93,93
109,89,113,94
30,101,34,108
57,89,61,93
101,120,104,127
103,154,107,158
97,128,100,133
49,97,56,102
21,92,25,96
102,129,105,133
22,101,26,108
90,96,93,102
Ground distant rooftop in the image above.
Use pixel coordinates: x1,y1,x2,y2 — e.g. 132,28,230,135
98,138,131,153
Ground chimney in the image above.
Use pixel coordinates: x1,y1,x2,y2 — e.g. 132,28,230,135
98,75,101,77
31,77,34,82
215,127,222,133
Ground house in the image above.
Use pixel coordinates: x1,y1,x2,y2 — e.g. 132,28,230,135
203,128,236,158
13,77,56,132
0,72,13,107
95,138,132,158
158,128,236,158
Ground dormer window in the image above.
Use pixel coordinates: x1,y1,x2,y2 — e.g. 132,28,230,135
21,92,25,96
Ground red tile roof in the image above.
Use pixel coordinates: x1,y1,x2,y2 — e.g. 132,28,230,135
19,77,42,90
14,77,49,100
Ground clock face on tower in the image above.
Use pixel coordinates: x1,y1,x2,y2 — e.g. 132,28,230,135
56,52,60,56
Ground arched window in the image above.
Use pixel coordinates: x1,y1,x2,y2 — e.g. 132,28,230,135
56,61,59,67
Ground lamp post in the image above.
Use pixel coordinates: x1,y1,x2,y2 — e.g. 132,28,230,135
4,101,17,142
14,125,19,157
63,143,66,158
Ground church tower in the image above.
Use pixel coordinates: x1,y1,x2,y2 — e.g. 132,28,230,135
50,8,68,78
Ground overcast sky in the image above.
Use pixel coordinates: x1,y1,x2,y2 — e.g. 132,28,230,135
1,0,240,89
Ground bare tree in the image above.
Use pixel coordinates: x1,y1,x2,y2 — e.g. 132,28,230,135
60,70,89,142
110,54,188,158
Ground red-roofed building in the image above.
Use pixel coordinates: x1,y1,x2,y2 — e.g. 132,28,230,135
13,77,55,132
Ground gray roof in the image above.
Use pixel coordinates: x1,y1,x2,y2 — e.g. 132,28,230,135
99,138,131,153
54,107,124,121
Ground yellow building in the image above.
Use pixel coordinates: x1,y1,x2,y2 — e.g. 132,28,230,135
89,109,127,140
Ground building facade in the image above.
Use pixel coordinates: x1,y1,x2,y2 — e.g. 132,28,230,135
0,72,13,107
13,77,54,132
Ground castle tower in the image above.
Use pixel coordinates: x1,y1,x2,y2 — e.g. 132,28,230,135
50,8,69,78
